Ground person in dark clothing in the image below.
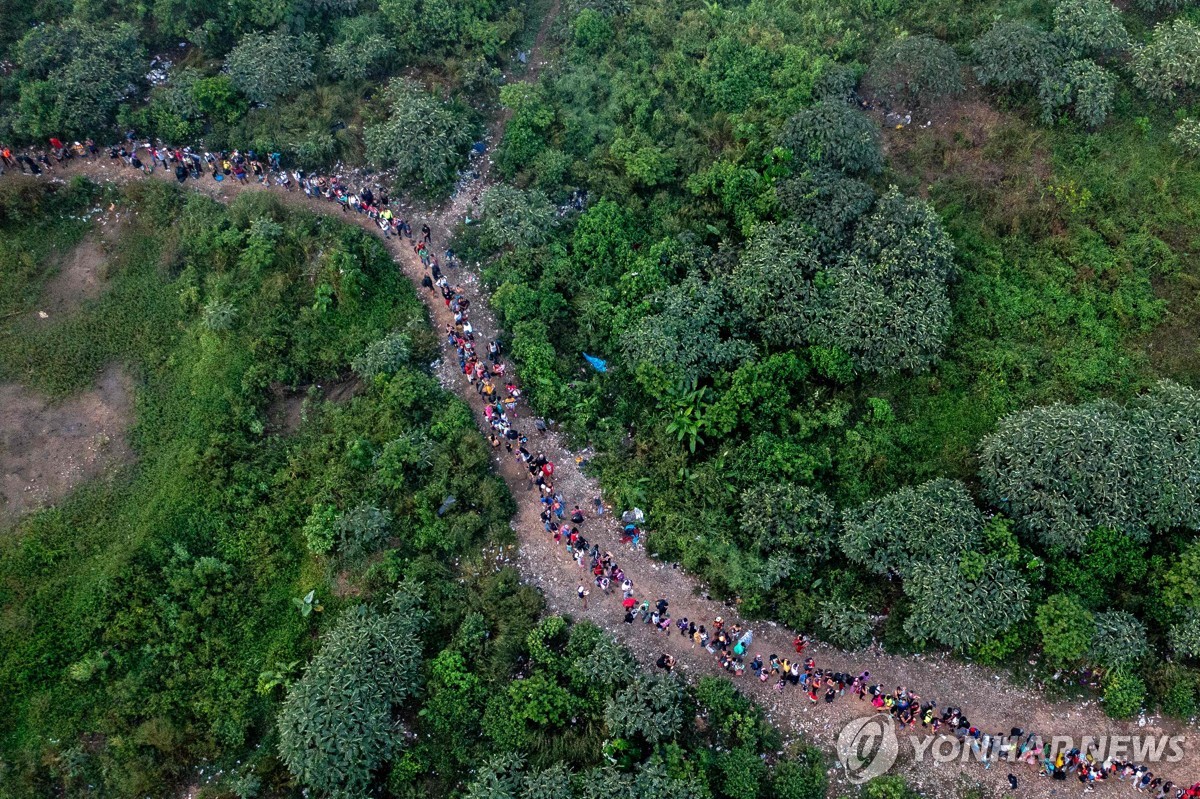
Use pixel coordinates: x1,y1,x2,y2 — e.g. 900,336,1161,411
421,274,434,291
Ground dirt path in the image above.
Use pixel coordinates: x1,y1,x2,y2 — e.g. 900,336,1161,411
13,155,1199,797
5,25,1199,799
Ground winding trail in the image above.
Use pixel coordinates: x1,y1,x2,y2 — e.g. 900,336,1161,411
5,14,1199,797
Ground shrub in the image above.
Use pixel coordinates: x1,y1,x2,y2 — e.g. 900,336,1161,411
1035,594,1094,665
224,31,317,105
1051,0,1129,58
973,21,1063,89
902,553,1030,650
1170,119,1200,156
1090,611,1149,668
816,599,873,649
772,747,828,799
841,478,983,577
1102,669,1146,719
11,21,145,139
604,675,685,745
863,34,964,107
352,332,412,378
365,79,473,194
277,594,427,798
778,101,883,174
303,503,340,554
479,185,556,249
1131,19,1200,100
1169,618,1200,660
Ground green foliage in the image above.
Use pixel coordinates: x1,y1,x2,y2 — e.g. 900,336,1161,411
1051,0,1128,59
771,747,828,799
973,21,1062,89
303,503,341,554
352,331,412,378
605,675,685,745
1038,59,1117,127
1171,119,1200,156
816,599,874,649
979,383,1200,552
224,31,317,105
11,21,145,139
480,185,557,249
1089,610,1148,668
1102,669,1146,718
864,34,964,107
779,101,883,174
841,478,982,576
1131,19,1200,101
1035,593,1094,666
780,172,874,254
277,594,427,798
325,14,397,81
1168,617,1200,660
902,553,1029,650
365,79,474,195
815,187,955,375
730,222,822,349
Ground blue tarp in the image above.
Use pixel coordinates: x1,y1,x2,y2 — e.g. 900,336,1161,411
583,353,608,373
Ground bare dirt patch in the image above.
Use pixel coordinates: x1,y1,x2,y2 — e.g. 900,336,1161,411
0,364,135,527
879,95,1057,236
35,233,112,322
266,376,362,435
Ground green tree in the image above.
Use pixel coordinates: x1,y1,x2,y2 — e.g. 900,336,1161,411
778,101,883,174
480,185,557,249
605,675,685,745
1090,610,1149,668
1038,59,1116,126
12,21,145,139
775,168,876,256
973,21,1063,89
1051,0,1128,58
864,34,964,107
325,14,397,81
224,31,317,105
816,599,874,650
771,747,828,799
365,79,474,194
1161,539,1200,613
621,271,755,378
352,332,412,378
902,553,1030,650
1131,19,1200,100
1168,617,1200,660
980,383,1200,552
738,482,837,559
979,400,1138,552
277,593,427,798
1170,119,1200,156
730,222,823,348
1103,669,1146,718
1035,593,1094,666
841,478,984,576
814,187,955,375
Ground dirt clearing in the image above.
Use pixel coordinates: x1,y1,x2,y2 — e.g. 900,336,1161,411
0,364,135,527
33,233,111,323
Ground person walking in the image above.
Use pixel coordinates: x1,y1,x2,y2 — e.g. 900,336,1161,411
577,584,589,610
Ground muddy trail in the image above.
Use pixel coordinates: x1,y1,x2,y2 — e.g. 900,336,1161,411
5,29,1199,799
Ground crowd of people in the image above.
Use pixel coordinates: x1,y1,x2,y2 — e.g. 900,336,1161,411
3,133,1197,798
0,136,427,242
